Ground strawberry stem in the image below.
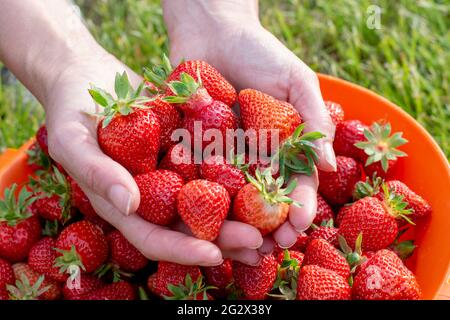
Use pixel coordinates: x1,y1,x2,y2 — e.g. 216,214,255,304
0,184,36,226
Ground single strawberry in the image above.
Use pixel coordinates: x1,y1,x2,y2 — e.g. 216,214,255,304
54,220,108,273
90,72,161,175
83,281,136,300
338,195,413,252
308,220,339,247
376,180,431,222
200,155,247,198
135,170,184,226
238,89,302,146
318,156,362,205
62,273,103,300
67,176,97,218
147,262,202,298
30,166,73,223
8,263,61,300
296,265,351,300
202,259,233,298
28,237,66,282
107,230,148,273
324,101,345,124
0,258,14,289
352,249,421,300
314,194,335,225
144,97,182,152
354,122,408,178
36,125,49,155
233,169,300,235
0,185,41,262
159,143,201,182
232,255,278,300
333,120,368,159
165,72,238,151
303,238,350,280
177,179,230,241
26,141,51,172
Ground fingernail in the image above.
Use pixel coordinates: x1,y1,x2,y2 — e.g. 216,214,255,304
258,248,273,256
295,224,311,233
249,238,264,250
323,141,337,171
278,240,296,249
108,184,133,215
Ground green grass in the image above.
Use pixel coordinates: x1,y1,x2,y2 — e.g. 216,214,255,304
0,0,448,157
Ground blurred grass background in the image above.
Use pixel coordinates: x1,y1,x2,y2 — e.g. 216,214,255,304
0,0,448,157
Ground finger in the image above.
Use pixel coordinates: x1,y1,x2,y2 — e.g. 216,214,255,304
89,193,223,266
47,120,140,215
273,222,299,248
258,236,275,256
288,62,336,172
222,248,261,266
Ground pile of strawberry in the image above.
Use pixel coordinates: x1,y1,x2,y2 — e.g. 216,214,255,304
0,56,431,300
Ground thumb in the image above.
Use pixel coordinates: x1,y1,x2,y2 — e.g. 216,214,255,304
288,63,336,172
47,120,140,215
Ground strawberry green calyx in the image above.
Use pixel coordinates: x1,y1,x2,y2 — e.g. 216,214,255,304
164,274,215,300
30,166,72,223
273,124,325,179
270,250,300,300
7,274,50,300
353,173,383,200
246,168,301,207
143,53,173,93
229,151,249,173
53,245,86,273
0,184,36,226
26,145,51,171
354,122,408,172
89,71,149,128
338,233,367,273
42,220,60,237
381,183,414,224
138,286,150,300
94,263,133,283
391,239,416,260
163,72,207,105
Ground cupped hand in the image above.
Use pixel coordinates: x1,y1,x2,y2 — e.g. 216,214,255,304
167,17,336,251
44,52,263,266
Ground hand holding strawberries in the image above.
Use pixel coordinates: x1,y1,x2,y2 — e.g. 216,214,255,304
163,0,337,249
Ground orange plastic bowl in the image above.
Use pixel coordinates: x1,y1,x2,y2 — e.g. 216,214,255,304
0,74,449,299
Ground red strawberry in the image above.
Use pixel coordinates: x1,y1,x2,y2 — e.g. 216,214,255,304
233,169,298,235
318,156,362,205
165,60,237,107
274,250,304,300
0,287,8,300
276,250,304,266
309,224,339,247
147,262,202,298
324,101,345,124
0,185,41,262
232,255,278,300
107,230,148,272
9,263,61,300
304,239,350,279
84,215,114,234
376,180,431,222
28,237,66,282
314,194,335,225
159,143,200,182
144,97,182,152
0,258,14,289
36,125,49,155
55,220,108,273
296,265,351,300
165,72,238,152
352,249,421,300
83,281,136,300
202,259,233,297
135,170,184,225
177,179,230,241
238,89,302,146
338,196,409,251
68,176,96,218
333,120,367,160
62,274,103,300
200,155,247,198
335,206,350,226
354,122,408,178
90,72,161,175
